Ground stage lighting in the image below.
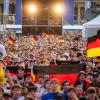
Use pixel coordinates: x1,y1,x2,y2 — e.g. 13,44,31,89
55,4,63,14
28,4,37,14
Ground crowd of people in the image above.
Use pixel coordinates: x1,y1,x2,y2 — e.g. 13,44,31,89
0,31,99,100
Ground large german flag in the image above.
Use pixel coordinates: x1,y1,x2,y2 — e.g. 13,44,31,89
87,29,100,57
6,62,81,85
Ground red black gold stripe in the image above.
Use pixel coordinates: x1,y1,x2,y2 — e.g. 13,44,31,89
87,29,100,57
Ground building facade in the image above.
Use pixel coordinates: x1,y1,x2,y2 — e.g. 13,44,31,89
0,0,100,34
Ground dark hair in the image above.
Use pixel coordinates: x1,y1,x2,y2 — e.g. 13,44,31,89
79,97,88,100
24,73,32,80
77,52,82,57
62,80,70,86
50,79,60,85
44,79,50,88
78,71,86,78
56,94,64,100
25,96,33,100
12,84,22,90
3,93,11,98
87,87,96,94
67,87,76,93
28,86,37,92
87,73,93,76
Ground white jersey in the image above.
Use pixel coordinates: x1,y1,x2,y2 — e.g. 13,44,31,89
0,44,7,58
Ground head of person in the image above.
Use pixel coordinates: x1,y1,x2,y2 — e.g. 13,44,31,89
24,59,28,65
92,72,99,80
19,61,25,68
50,79,60,93
86,65,92,73
97,88,100,98
56,94,64,100
18,67,25,76
78,71,86,82
11,84,22,97
3,93,11,100
28,60,33,68
24,73,33,84
86,73,93,82
76,85,83,97
25,96,34,100
27,86,37,97
95,58,100,72
95,62,100,69
79,97,88,100
87,87,97,99
62,80,70,92
21,86,28,97
67,87,77,100
44,79,51,91
43,75,50,82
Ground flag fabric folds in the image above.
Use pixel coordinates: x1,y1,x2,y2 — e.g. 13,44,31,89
57,38,65,43
87,29,100,57
50,74,78,85
32,36,38,44
8,37,14,45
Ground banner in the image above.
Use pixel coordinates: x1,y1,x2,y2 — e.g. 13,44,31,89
50,74,78,85
3,0,10,15
63,0,74,25
15,0,22,24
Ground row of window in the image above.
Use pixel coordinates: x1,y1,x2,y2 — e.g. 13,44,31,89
22,26,62,35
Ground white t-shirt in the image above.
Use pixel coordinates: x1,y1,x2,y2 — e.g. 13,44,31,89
0,44,7,58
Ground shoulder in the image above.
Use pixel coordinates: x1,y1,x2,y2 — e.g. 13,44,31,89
18,96,25,100
42,92,51,97
59,93,68,100
41,93,51,100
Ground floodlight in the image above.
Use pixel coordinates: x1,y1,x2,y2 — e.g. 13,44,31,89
55,4,63,14
28,4,37,14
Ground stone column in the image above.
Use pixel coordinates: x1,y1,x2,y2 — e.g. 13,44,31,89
77,4,81,24
0,5,1,24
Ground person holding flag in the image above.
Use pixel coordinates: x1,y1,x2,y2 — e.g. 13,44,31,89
0,40,7,59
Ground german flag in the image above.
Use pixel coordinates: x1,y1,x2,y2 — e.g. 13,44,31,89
32,36,38,44
87,29,100,57
57,38,64,43
8,37,14,45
